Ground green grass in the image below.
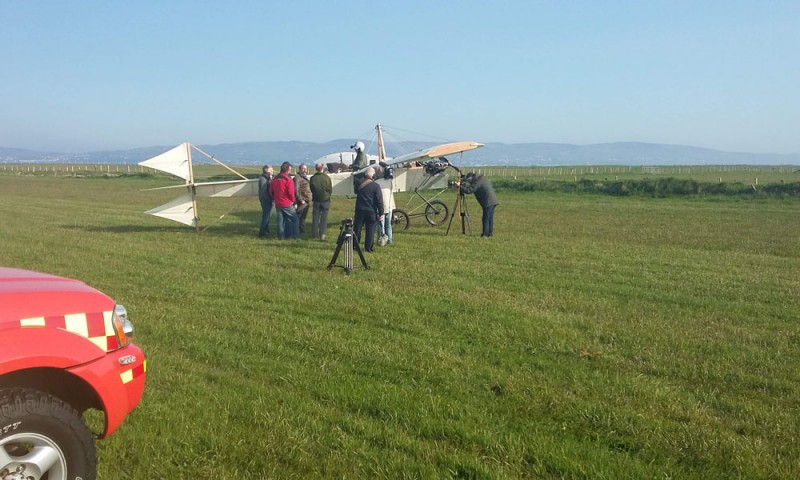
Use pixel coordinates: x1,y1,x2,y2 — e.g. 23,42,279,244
1,174,799,479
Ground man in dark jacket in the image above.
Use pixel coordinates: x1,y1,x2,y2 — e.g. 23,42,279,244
309,162,332,240
459,172,499,237
258,165,273,238
353,167,384,252
294,163,313,235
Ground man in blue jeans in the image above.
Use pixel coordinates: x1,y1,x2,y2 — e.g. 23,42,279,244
268,162,299,239
378,184,395,246
458,172,499,237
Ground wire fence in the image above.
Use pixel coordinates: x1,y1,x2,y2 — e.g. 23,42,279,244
467,165,799,177
2,163,798,179
2,164,151,174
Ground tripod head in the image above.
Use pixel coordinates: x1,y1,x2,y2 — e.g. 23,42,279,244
340,217,354,234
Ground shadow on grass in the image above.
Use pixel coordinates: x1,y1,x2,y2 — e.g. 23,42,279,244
61,223,194,234
59,223,357,252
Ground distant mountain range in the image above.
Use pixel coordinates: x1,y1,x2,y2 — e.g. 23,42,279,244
1,141,798,166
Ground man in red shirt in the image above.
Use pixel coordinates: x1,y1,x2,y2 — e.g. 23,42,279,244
268,161,299,239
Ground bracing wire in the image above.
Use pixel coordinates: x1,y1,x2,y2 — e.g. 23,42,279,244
381,125,453,144
199,196,252,233
377,125,452,159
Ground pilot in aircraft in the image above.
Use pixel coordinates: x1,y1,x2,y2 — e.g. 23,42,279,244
351,140,368,193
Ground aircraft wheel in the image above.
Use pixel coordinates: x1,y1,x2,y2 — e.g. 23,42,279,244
425,200,449,226
391,209,410,231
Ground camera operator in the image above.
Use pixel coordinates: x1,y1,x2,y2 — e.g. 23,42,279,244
457,172,499,237
353,167,384,252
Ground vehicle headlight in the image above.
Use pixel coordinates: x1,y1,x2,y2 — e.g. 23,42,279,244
113,304,135,346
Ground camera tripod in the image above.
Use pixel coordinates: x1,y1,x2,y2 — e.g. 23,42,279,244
328,219,369,274
446,188,472,236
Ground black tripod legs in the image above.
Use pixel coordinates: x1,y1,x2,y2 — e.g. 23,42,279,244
327,229,348,271
446,193,472,236
353,238,368,271
328,220,369,274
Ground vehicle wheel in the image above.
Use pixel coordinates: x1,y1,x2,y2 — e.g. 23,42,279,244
391,209,410,231
0,388,96,480
424,200,449,226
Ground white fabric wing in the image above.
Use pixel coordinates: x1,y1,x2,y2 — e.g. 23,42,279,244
144,192,196,227
139,143,192,180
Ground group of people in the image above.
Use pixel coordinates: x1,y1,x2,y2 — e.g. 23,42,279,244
259,161,332,240
257,141,499,246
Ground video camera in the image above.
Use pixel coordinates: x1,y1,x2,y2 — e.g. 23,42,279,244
341,218,353,229
448,173,467,187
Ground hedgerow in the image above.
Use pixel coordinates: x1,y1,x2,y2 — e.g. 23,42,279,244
492,177,800,197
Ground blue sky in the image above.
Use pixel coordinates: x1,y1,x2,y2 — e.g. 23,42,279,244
2,1,798,154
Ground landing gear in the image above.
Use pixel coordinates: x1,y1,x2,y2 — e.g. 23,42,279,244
391,209,410,231
424,200,449,226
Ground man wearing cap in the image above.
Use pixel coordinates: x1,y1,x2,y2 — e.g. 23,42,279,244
309,162,332,240
353,167,384,252
269,161,299,239
458,172,499,237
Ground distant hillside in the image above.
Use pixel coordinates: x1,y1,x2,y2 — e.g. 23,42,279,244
1,141,798,166
481,142,800,166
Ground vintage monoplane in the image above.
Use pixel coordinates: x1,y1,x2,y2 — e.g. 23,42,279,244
138,124,483,230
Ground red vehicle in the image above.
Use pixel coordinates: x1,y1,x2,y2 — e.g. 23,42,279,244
0,267,146,480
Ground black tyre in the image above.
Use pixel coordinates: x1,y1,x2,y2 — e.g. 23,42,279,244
391,209,410,231
0,388,96,480
424,200,449,226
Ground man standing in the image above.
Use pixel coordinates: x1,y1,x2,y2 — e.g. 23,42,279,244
353,167,384,252
294,163,313,235
269,161,298,239
459,172,499,237
378,185,395,246
257,165,274,238
309,162,332,240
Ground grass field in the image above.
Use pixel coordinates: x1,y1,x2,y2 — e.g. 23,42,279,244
1,173,799,479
